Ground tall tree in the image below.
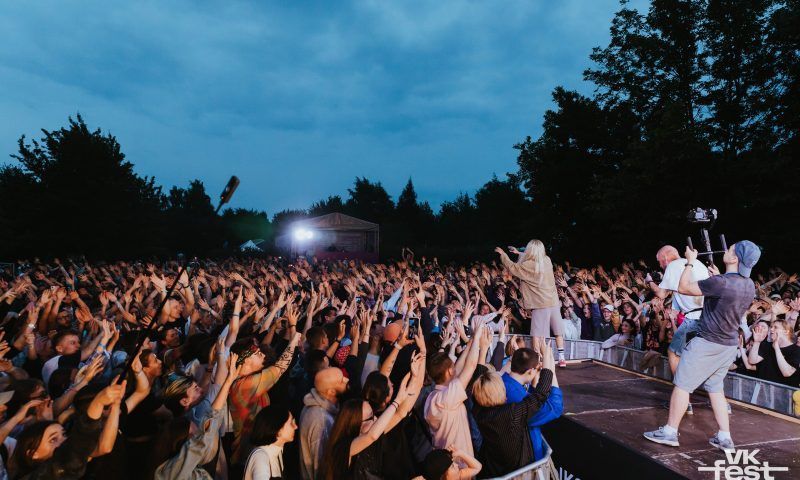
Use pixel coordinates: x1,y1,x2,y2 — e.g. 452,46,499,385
221,208,272,246
5,114,165,258
308,195,344,217
166,180,221,254
344,177,395,224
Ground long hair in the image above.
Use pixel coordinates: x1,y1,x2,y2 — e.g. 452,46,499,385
7,420,59,479
519,239,546,272
320,399,364,480
362,371,391,412
621,318,638,343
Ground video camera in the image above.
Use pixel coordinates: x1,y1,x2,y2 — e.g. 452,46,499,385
687,207,717,226
686,207,727,265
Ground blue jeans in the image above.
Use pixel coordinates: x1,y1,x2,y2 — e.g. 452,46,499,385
669,318,698,356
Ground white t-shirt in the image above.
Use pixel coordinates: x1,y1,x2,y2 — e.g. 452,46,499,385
244,444,284,480
659,258,710,319
41,355,62,387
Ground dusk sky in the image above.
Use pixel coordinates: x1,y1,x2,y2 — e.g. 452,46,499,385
0,1,645,216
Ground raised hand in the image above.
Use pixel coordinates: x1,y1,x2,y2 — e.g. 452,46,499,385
542,340,555,370
397,322,414,347
752,323,768,342
96,381,127,406
226,353,242,382
395,372,412,399
771,300,790,316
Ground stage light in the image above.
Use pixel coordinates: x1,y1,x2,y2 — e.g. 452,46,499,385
293,228,314,241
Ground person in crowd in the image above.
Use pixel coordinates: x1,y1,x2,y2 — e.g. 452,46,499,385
471,345,555,477
320,352,424,480
748,319,800,387
298,367,349,480
243,405,298,480
420,447,482,480
501,347,562,463
594,303,617,342
424,322,484,457
149,353,240,479
648,245,710,376
7,381,126,479
228,333,300,466
601,318,637,350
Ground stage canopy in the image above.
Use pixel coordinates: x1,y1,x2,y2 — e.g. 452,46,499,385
275,212,379,262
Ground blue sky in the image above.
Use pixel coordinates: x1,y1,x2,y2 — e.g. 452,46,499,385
0,0,645,215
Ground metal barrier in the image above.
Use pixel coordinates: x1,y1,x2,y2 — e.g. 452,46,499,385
510,336,799,417
488,441,553,480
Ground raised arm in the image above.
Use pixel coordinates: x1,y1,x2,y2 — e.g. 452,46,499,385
748,323,767,365
456,324,484,388
677,248,703,296
350,372,416,457
379,324,412,377
773,334,798,379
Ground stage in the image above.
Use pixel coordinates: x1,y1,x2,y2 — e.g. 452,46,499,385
543,361,799,479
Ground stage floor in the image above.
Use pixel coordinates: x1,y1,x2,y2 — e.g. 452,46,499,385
555,361,800,479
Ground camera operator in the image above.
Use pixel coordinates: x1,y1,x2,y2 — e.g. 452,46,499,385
648,246,710,384
644,241,761,451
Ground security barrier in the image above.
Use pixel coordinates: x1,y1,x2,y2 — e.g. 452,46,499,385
489,441,553,480
512,336,799,417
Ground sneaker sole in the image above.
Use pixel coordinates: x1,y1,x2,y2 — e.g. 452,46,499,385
643,434,679,447
709,440,735,452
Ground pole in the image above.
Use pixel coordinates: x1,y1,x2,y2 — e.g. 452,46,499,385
116,263,190,383
116,177,236,384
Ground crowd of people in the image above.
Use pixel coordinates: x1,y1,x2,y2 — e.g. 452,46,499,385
0,243,797,479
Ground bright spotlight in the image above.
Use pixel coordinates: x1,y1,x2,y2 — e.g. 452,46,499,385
293,228,314,241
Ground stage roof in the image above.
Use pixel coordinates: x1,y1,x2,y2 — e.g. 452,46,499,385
292,212,378,232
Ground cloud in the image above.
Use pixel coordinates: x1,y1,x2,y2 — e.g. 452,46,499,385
0,0,641,214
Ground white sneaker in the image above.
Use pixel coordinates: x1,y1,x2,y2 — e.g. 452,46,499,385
643,426,680,447
709,433,735,451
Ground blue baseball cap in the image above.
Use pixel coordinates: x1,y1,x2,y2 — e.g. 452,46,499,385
734,241,761,278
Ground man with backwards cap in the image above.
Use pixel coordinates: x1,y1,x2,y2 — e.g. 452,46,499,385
644,241,761,451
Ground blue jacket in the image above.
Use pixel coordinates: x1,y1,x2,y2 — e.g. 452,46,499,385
502,373,563,460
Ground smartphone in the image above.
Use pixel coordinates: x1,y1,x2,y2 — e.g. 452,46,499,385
355,296,361,303
408,318,419,339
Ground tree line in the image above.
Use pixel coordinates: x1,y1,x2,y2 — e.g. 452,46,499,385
1,0,798,267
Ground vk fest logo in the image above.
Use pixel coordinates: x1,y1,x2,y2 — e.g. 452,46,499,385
698,449,788,480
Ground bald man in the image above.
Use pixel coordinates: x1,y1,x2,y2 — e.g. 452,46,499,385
648,245,709,412
299,367,349,479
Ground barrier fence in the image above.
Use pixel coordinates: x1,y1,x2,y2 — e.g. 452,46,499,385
509,336,799,417
488,441,553,480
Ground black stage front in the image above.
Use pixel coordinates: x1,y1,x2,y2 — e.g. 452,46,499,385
542,361,800,479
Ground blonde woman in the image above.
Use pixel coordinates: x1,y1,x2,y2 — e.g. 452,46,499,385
470,351,554,477
495,240,567,367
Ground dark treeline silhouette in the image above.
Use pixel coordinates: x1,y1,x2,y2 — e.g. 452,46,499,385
1,0,798,268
